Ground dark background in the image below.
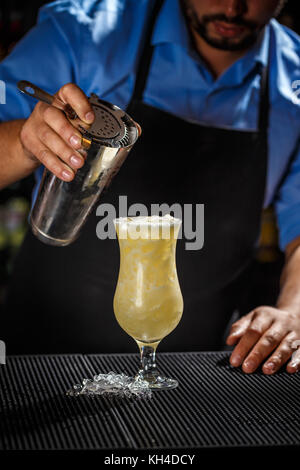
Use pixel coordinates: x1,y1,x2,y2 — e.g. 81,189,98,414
0,0,299,311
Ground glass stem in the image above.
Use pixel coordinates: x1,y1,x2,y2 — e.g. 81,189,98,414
136,341,160,383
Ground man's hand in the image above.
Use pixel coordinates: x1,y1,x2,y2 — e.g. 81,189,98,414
226,306,300,375
20,83,95,182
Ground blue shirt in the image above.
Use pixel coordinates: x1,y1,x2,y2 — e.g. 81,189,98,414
0,0,300,250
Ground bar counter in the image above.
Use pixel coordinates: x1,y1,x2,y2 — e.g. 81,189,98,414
0,352,299,452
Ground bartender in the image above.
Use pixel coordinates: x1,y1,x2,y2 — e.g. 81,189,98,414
1,0,300,375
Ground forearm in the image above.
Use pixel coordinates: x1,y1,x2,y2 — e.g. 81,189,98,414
0,119,40,190
276,238,300,315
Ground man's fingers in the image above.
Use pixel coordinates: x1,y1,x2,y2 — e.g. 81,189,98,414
20,83,93,181
37,146,75,181
226,305,300,375
57,83,94,123
262,333,295,375
42,105,83,151
226,313,253,346
38,123,85,171
230,329,261,367
286,341,300,374
229,313,273,367
22,130,75,181
242,324,286,373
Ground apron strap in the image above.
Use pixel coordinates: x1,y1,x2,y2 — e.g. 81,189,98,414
127,0,164,108
258,57,270,134
128,0,270,135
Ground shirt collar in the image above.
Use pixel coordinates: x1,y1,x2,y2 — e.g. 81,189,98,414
151,0,190,50
247,23,270,68
220,24,270,88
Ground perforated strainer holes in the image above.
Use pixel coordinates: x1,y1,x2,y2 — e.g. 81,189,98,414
81,96,137,147
92,106,121,139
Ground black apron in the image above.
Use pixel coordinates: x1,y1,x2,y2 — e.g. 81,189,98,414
3,1,269,354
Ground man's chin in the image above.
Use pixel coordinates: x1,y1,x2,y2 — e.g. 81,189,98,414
200,31,259,51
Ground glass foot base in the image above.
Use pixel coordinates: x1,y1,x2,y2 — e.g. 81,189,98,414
135,373,178,390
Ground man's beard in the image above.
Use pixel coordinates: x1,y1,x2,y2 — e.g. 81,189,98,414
181,1,262,51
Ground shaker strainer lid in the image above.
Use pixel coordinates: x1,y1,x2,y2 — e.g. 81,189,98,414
77,94,138,148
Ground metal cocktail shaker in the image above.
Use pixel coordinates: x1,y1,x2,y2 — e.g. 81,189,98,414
28,93,139,246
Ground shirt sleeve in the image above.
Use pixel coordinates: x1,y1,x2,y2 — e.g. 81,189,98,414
274,138,300,251
0,10,79,123
0,6,81,201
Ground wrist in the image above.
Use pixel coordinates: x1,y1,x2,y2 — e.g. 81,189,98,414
17,121,40,172
275,300,300,317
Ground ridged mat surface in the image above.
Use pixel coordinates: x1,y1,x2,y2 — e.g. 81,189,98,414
0,352,299,450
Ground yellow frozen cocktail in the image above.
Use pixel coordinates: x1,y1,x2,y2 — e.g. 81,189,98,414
113,215,183,390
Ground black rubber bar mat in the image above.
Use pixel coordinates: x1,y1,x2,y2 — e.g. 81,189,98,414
0,352,299,450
